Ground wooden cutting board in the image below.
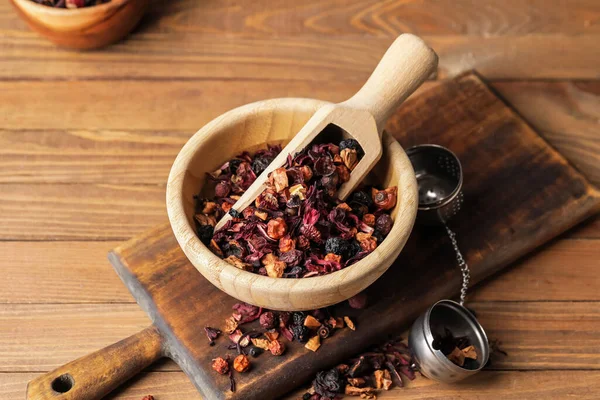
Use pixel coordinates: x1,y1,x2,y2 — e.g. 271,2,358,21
26,73,600,400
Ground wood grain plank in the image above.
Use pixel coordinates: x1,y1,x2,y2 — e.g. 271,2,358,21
0,304,179,373
1,34,599,80
0,80,361,131
0,184,167,240
492,81,600,186
471,301,600,370
1,302,598,373
470,239,600,302
3,0,600,37
4,370,600,400
0,372,199,400
0,129,187,184
0,241,131,303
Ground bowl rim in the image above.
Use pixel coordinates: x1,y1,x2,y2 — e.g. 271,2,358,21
11,0,132,16
166,97,418,309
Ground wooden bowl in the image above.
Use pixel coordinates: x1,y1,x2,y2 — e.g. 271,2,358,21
167,98,418,311
10,0,147,50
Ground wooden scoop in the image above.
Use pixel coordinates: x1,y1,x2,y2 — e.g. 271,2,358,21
215,34,437,231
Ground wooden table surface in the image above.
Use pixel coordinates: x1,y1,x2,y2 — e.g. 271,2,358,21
1,1,599,399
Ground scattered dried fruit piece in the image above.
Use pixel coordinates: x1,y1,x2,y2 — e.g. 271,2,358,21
267,217,288,240
254,210,268,220
251,338,271,351
289,184,307,200
304,315,322,329
264,330,279,341
259,312,277,329
371,187,398,210
344,316,356,330
305,335,321,352
345,385,375,397
224,255,253,271
462,345,478,360
233,354,251,372
224,316,239,334
262,253,286,278
447,347,466,366
212,357,229,375
362,214,376,227
341,148,359,170
268,339,286,356
270,167,289,192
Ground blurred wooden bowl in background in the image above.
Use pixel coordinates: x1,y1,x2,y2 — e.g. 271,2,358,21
10,0,148,50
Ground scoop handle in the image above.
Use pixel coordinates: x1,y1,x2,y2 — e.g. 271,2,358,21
26,326,163,400
342,34,438,133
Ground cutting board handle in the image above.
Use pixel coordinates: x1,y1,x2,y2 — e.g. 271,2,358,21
342,33,438,133
26,325,163,400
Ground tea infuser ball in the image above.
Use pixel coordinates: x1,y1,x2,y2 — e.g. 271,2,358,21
406,144,490,383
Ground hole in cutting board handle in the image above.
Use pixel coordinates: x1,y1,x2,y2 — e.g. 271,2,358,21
51,373,74,394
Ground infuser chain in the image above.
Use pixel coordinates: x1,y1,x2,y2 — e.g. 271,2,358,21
444,225,470,306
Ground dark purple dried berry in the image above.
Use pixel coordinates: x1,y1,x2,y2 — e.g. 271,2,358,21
339,138,363,155
350,191,373,208
348,240,362,258
278,312,291,327
292,312,306,326
312,368,344,398
259,311,277,329
197,225,213,246
291,324,310,343
247,346,262,357
229,159,243,174
372,230,385,244
251,156,273,175
376,214,393,236
228,209,242,219
325,237,350,259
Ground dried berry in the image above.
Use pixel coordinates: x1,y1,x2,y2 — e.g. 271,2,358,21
291,324,310,343
292,312,306,326
259,311,277,329
197,225,213,246
376,214,393,235
215,181,231,198
196,141,396,279
233,354,251,372
252,156,272,175
228,208,242,219
325,237,351,259
372,187,398,210
268,339,285,356
247,346,262,357
348,292,368,309
212,357,229,375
